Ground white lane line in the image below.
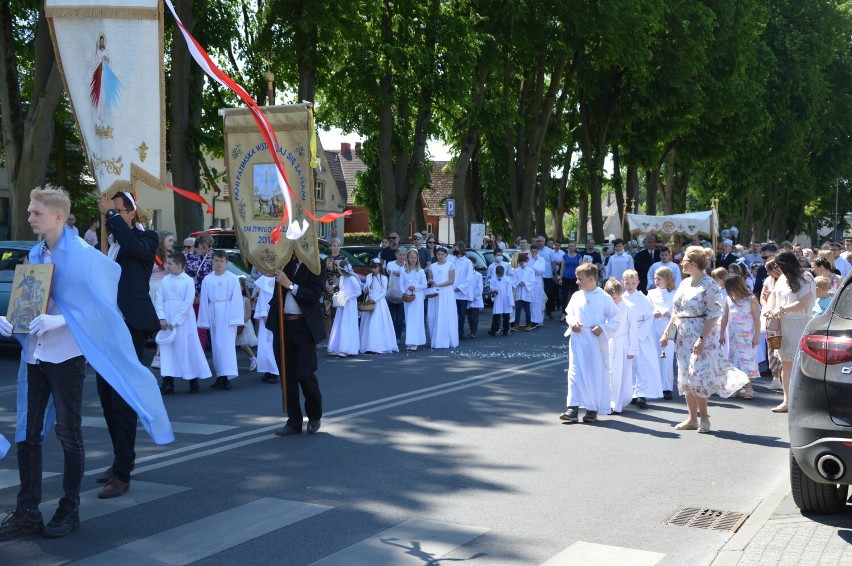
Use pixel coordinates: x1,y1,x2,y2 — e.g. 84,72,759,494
80,416,237,435
540,541,665,566
40,481,188,522
128,357,566,476
309,518,489,566
74,498,332,566
0,469,59,490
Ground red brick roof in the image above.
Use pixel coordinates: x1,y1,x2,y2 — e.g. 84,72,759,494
422,160,453,215
326,144,366,206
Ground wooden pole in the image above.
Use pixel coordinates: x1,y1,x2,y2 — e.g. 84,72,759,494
99,212,108,255
277,284,287,412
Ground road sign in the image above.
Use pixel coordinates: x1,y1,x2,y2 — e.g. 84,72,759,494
446,198,456,218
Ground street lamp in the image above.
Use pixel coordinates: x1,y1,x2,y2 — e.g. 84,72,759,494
264,70,275,106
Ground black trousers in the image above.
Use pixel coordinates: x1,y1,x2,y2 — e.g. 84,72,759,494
490,313,510,334
544,278,557,316
96,324,146,483
561,278,579,312
467,308,480,336
273,317,322,430
18,356,86,513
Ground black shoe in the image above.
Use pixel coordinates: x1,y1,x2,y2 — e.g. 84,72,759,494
189,378,200,393
222,378,232,390
583,411,598,423
43,506,79,538
307,420,321,434
559,407,579,423
663,390,672,400
636,397,647,409
160,377,174,395
96,466,114,484
630,397,638,405
0,508,44,540
261,373,278,383
210,377,223,389
274,425,301,436
487,331,496,336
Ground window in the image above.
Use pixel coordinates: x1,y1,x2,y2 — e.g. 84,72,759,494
315,181,325,201
151,209,161,232
426,222,433,235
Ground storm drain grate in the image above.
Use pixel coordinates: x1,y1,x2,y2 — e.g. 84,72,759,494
664,507,749,533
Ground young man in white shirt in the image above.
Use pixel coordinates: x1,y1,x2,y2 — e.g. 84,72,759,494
604,238,634,283
647,246,682,289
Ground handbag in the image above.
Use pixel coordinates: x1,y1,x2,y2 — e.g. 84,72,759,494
386,270,403,304
767,334,783,350
332,291,347,308
358,299,375,312
765,314,782,349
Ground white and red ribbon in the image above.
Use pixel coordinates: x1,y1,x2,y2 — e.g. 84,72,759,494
164,0,349,242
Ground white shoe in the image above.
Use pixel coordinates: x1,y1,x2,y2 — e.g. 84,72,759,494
249,357,257,371
337,352,349,358
767,378,782,390
150,355,160,369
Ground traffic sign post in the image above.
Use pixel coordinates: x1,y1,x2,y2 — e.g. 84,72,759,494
446,198,455,246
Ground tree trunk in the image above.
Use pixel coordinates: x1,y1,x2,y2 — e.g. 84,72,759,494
295,2,317,103
0,5,63,238
743,185,757,243
627,163,639,215
611,143,625,239
577,187,588,242
170,0,205,238
645,169,658,216
661,147,675,215
452,68,488,244
535,151,551,237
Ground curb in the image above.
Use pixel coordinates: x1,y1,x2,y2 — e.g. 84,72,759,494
710,470,790,566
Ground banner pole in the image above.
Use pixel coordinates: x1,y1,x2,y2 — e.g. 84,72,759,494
99,213,107,255
277,284,287,412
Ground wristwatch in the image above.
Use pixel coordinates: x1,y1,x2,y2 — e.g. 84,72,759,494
105,209,120,219
288,283,295,290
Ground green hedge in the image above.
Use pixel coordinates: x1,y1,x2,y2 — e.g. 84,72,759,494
342,232,380,245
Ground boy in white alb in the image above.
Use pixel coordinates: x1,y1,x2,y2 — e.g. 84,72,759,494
197,250,244,390
604,278,632,414
488,265,514,336
155,252,212,394
604,239,634,283
559,263,620,423
621,270,663,408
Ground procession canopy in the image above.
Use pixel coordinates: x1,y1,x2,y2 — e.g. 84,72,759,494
626,211,718,239
223,104,321,276
45,0,166,223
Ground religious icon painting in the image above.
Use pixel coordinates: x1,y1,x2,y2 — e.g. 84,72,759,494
7,264,55,334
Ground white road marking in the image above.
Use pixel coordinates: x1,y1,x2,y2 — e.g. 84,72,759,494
540,541,665,566
0,469,59,490
41,481,189,522
309,518,489,566
80,416,237,435
74,498,331,565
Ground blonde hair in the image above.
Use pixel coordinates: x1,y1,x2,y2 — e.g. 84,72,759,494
817,249,836,272
622,269,639,281
684,246,708,270
30,186,71,217
711,267,728,281
814,275,831,291
654,266,676,291
576,262,598,280
604,278,623,296
405,248,421,272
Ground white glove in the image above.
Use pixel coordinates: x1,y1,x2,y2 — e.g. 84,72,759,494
29,314,67,337
0,316,12,337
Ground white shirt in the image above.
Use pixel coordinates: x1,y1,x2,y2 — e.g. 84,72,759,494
647,260,682,289
605,252,634,282
538,246,555,278
26,245,82,364
834,255,851,278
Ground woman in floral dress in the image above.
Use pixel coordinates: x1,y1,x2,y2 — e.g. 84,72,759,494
661,246,749,433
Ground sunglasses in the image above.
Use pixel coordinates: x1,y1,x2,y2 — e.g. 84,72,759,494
427,240,435,244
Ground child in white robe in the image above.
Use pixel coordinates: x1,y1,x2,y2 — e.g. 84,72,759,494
197,250,244,390
647,267,676,399
528,247,546,328
253,276,279,382
560,263,620,423
155,252,212,394
604,278,632,414
400,250,427,351
467,266,484,338
512,254,535,330
622,269,664,407
359,259,399,354
235,277,258,370
488,265,514,336
327,261,362,357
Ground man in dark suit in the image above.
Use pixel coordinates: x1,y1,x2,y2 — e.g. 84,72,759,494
633,235,660,293
267,255,326,436
95,192,160,498
717,239,738,269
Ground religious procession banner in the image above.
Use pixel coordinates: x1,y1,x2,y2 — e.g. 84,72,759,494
627,211,718,238
223,104,321,275
45,0,166,200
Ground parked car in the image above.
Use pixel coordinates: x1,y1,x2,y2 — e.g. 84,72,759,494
0,241,37,345
789,275,852,513
480,248,518,266
189,228,238,251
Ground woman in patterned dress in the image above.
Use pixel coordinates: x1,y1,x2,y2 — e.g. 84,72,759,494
661,247,749,433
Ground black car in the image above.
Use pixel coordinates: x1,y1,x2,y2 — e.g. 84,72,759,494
789,274,852,513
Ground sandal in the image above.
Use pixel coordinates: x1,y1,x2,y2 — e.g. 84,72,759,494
771,403,788,413
741,386,754,400
697,419,711,433
675,420,698,430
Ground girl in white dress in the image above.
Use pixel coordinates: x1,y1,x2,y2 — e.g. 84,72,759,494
327,260,362,357
253,276,279,382
235,277,258,370
155,253,212,394
647,267,676,398
429,247,459,349
359,259,399,354
400,249,427,351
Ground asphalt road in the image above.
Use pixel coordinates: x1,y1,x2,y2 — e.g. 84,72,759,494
0,315,791,565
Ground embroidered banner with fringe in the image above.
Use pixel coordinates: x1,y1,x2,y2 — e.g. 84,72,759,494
45,0,166,199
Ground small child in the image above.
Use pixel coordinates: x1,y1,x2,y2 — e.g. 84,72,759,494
511,254,534,331
559,263,620,423
467,265,484,338
813,275,833,316
711,267,729,298
622,269,663,408
488,265,514,336
235,277,258,370
720,274,761,399
197,250,244,390
253,275,280,382
155,252,212,394
604,278,632,414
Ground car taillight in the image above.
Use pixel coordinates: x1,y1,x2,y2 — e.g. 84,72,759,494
801,334,852,365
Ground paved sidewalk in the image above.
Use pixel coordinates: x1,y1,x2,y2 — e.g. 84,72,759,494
736,495,852,565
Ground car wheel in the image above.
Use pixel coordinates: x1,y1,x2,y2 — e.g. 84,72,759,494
790,450,849,514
